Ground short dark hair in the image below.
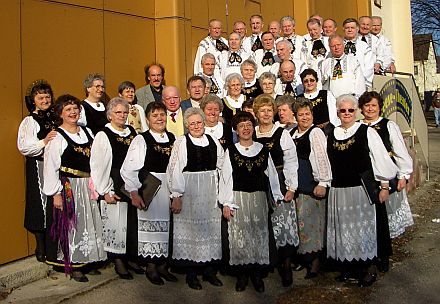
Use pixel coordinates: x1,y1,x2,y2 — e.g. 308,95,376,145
358,91,383,115
54,94,82,125
145,101,167,118
343,18,359,27
144,63,165,84
241,98,254,110
186,75,206,89
232,111,256,131
300,68,319,82
25,79,54,113
293,97,313,116
117,81,136,94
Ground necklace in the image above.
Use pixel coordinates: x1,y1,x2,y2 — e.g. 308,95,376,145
257,124,275,135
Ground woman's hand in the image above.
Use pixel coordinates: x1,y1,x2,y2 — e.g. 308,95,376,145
53,193,63,211
379,189,389,203
130,191,145,210
43,130,58,145
313,185,327,198
222,206,235,220
397,179,407,192
170,197,182,214
284,190,295,202
104,193,120,204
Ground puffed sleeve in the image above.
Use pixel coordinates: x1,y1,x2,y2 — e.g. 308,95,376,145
309,128,332,187
42,133,67,196
218,148,238,209
280,130,298,191
326,91,340,127
387,120,413,179
213,136,225,171
266,154,284,202
90,131,113,195
17,116,46,157
77,104,87,127
166,135,188,198
367,127,398,182
120,134,147,192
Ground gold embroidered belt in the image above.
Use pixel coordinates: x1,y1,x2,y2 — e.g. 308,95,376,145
60,166,90,178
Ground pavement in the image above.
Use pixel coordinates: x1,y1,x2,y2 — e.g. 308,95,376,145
1,114,439,304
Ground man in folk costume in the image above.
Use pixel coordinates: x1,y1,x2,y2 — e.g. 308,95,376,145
197,53,224,98
276,16,304,60
342,18,374,88
193,19,229,78
275,60,304,97
268,20,282,40
371,16,397,74
301,18,330,72
319,35,366,99
219,32,251,81
358,16,384,75
252,31,280,77
276,40,307,80
242,14,265,53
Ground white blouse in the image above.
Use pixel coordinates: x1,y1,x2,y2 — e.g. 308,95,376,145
333,122,398,182
78,99,106,127
43,127,94,196
224,95,246,110
255,123,299,191
90,124,133,196
292,126,332,187
204,122,224,140
219,142,284,209
120,130,171,193
302,90,340,127
17,116,46,157
166,134,225,198
360,117,413,179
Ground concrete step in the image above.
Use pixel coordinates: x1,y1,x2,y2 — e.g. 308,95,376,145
0,257,50,291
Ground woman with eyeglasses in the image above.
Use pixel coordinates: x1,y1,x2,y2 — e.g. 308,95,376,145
90,97,141,280
253,94,299,287
167,108,224,290
118,81,148,133
359,91,413,272
258,72,279,99
297,68,339,133
219,111,283,293
326,94,397,287
18,79,58,263
43,95,106,282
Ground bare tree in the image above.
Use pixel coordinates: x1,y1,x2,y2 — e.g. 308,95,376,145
411,0,440,48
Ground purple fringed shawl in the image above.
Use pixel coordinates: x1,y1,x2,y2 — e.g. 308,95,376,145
50,176,77,274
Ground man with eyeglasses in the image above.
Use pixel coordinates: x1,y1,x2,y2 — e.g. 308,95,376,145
136,64,166,111
319,35,366,99
163,86,186,137
78,73,108,135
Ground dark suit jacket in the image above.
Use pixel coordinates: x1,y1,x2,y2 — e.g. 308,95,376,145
135,84,164,110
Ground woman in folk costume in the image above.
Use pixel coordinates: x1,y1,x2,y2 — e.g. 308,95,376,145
43,95,106,282
17,79,58,262
166,108,224,290
117,81,148,133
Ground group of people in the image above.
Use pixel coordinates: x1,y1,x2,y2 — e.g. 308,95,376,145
17,12,413,294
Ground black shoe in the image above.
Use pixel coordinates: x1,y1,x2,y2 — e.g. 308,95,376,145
304,270,318,280
186,275,202,290
146,269,165,285
127,262,145,275
202,274,223,286
158,269,178,282
71,270,89,282
235,275,248,292
35,250,46,263
115,267,134,280
88,269,101,275
358,272,377,287
377,258,390,273
335,272,352,282
250,275,265,293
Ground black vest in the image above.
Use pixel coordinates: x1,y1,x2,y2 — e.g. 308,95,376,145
140,131,175,173
221,97,243,125
254,127,285,167
183,134,217,172
242,81,263,99
82,101,108,135
298,90,330,126
218,123,234,150
327,124,373,187
28,108,58,161
370,118,393,153
102,126,137,199
58,126,93,177
229,144,269,192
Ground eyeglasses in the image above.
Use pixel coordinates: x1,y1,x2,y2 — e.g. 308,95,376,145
236,122,253,129
188,121,204,127
338,108,355,113
92,85,105,89
303,78,316,84
113,111,129,116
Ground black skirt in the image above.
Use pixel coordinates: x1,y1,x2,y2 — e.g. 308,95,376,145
24,157,46,231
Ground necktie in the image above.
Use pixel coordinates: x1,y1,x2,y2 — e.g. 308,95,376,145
332,59,342,79
251,36,263,52
344,41,356,55
228,52,242,64
170,112,176,123
287,38,296,53
262,51,275,66
311,40,326,59
284,82,295,96
210,78,219,94
215,39,229,52
361,36,367,43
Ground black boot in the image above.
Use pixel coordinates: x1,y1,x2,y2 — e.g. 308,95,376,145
34,231,46,262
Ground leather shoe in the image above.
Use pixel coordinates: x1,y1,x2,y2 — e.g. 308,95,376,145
146,270,165,285
358,272,376,287
158,270,178,282
115,267,134,280
235,275,248,292
377,258,390,273
280,267,293,287
35,251,46,263
203,274,223,286
71,271,89,282
127,262,145,275
250,275,265,293
186,275,202,290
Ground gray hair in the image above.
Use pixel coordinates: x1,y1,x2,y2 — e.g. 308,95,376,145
106,97,129,119
275,95,296,108
259,72,277,86
280,16,295,26
277,39,293,51
201,53,216,65
183,107,206,127
83,73,105,90
328,34,343,45
200,94,224,112
202,76,212,88
336,94,358,109
224,73,245,91
240,59,257,73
